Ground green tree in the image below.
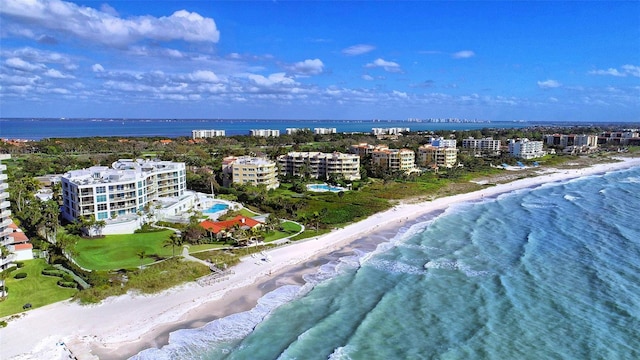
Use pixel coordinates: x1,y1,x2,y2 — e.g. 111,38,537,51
163,232,184,258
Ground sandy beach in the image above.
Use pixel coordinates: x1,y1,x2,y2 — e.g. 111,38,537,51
2,157,639,360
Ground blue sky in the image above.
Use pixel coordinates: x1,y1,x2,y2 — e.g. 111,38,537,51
1,1,639,122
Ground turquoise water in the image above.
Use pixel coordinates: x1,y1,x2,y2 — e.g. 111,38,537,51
307,184,347,193
203,203,228,214
134,166,640,360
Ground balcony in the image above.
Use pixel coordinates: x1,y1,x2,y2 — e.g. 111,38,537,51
0,209,11,218
0,182,8,191
0,192,8,201
0,254,17,267
0,174,7,181
1,235,15,246
0,218,11,228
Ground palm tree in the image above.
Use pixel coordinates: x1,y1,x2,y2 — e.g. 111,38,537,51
163,233,183,258
136,250,146,272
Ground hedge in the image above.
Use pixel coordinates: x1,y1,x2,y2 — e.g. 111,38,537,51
42,269,66,277
14,272,27,279
57,280,78,289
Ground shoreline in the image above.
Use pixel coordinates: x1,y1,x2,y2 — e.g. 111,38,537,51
2,156,640,360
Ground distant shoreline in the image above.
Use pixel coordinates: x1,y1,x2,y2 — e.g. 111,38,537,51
2,156,639,360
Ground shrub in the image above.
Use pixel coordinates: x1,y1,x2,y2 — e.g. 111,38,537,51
62,274,75,282
42,269,65,277
57,280,77,289
15,262,25,268
0,320,7,328
14,272,27,279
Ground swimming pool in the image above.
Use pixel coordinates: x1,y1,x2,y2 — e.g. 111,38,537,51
203,203,229,213
306,184,347,192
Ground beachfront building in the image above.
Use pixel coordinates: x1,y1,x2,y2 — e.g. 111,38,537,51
508,139,546,159
1,154,14,272
278,152,361,181
250,129,280,137
417,145,459,168
222,156,280,190
314,128,337,135
371,127,410,136
192,129,226,139
545,134,598,154
371,147,416,173
462,137,501,154
598,130,640,146
200,215,263,239
61,159,186,233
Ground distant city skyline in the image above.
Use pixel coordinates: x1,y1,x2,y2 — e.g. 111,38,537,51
1,1,639,122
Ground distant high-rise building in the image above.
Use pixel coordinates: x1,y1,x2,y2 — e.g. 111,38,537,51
192,129,226,139
250,129,280,137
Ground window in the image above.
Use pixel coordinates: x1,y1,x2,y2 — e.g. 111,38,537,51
97,195,107,202
96,186,106,194
97,204,107,211
97,212,108,220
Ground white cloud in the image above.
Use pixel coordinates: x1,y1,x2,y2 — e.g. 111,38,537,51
452,50,475,59
588,64,640,78
248,73,297,87
0,0,220,47
92,64,105,72
44,68,74,79
362,74,374,81
537,79,562,89
5,57,44,72
189,70,219,83
289,59,324,75
392,90,408,98
365,58,402,73
342,44,376,56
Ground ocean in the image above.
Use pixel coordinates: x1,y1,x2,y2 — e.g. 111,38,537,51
133,166,640,359
0,118,522,140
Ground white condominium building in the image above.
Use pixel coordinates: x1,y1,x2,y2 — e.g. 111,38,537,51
461,137,501,152
278,152,361,181
192,129,226,139
372,127,410,135
371,148,416,172
314,128,337,135
61,159,186,223
222,156,280,190
417,145,459,168
0,155,13,271
286,128,310,135
429,137,457,148
508,139,546,159
250,129,280,137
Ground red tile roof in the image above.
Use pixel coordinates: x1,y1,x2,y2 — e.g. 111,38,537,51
9,222,19,230
14,243,33,250
200,215,262,234
11,231,29,242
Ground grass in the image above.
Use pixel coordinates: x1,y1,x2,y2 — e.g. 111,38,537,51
75,258,210,303
263,220,303,242
73,230,174,270
0,259,77,317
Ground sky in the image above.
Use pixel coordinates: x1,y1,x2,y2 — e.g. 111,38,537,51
1,1,639,122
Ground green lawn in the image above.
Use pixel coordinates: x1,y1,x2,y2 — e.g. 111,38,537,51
0,259,77,317
263,220,303,242
73,230,175,270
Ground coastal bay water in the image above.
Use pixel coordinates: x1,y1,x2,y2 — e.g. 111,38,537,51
0,118,521,140
134,167,640,360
